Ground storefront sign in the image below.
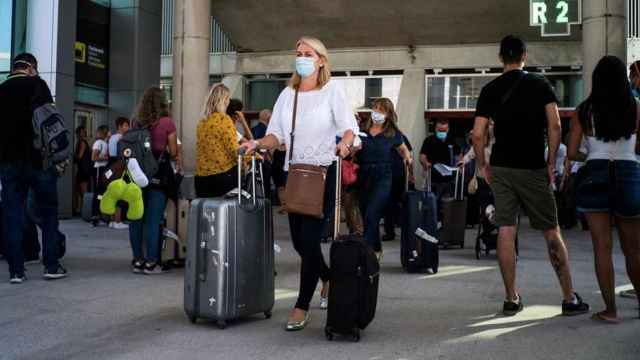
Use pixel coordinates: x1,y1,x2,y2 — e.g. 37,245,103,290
530,0,581,37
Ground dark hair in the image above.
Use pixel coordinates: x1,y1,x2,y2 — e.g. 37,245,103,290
363,98,399,138
12,53,38,72
134,87,170,128
435,119,449,126
115,117,130,128
75,125,86,137
499,35,526,65
630,61,640,78
226,99,244,117
578,56,636,142
97,125,110,138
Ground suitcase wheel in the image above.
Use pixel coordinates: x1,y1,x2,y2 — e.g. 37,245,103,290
216,320,227,330
352,328,360,342
325,328,334,341
264,311,272,319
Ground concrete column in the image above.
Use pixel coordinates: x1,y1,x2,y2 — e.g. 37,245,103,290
172,0,211,172
109,0,163,122
396,68,426,186
582,0,627,93
26,0,77,218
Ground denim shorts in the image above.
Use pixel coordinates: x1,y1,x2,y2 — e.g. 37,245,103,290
576,160,640,218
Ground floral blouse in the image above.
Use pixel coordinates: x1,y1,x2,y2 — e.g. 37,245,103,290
196,112,239,177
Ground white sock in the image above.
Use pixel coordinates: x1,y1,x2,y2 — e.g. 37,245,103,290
127,158,149,188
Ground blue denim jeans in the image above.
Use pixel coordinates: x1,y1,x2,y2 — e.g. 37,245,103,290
359,164,393,252
576,160,640,218
0,164,60,275
128,188,167,263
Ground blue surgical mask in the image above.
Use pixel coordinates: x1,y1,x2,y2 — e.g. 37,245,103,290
632,88,640,99
436,131,448,141
371,111,386,124
295,57,316,78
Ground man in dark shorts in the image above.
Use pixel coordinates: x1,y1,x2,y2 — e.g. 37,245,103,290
472,35,589,316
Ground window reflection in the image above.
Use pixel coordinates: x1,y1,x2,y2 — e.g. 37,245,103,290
0,0,13,73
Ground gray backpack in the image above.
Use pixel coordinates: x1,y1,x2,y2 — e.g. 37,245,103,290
32,103,71,170
117,127,159,179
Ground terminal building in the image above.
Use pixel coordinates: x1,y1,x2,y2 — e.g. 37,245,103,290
0,0,637,216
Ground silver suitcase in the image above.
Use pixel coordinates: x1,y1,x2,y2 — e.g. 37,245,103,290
184,154,274,329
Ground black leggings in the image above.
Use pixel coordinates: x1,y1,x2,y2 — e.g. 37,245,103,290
195,166,238,198
288,163,336,311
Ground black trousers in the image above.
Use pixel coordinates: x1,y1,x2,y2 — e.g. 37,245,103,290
288,163,336,311
195,166,238,198
384,173,406,237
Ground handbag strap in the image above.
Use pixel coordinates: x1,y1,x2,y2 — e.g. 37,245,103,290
288,88,300,164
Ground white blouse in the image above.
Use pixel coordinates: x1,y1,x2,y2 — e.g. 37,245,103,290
267,80,359,170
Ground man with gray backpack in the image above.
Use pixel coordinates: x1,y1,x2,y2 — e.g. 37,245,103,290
0,53,70,283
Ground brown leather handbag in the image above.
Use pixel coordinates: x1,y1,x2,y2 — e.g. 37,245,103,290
283,88,327,218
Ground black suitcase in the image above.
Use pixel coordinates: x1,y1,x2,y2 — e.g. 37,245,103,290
325,159,379,342
400,169,439,273
439,167,467,249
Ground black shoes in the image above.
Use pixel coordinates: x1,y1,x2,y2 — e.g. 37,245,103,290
44,265,68,280
503,294,524,316
562,292,590,316
382,233,395,242
131,259,145,274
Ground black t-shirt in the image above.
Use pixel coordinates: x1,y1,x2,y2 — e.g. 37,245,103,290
475,70,558,169
391,133,412,177
251,122,267,139
0,74,53,168
420,135,460,183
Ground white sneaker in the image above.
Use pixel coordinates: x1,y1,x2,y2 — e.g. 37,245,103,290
108,222,115,229
112,222,129,230
320,297,328,310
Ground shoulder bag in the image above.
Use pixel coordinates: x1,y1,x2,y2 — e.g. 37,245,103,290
283,88,328,219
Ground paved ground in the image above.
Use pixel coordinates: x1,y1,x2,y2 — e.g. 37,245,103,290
1,214,639,360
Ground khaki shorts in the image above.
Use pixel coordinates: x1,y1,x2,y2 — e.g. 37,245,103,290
491,167,558,231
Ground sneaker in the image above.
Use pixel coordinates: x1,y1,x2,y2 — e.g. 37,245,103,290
108,222,115,229
143,262,169,275
43,265,68,280
620,289,637,299
9,274,26,284
320,296,328,310
562,292,590,316
503,294,524,316
131,259,145,274
112,222,129,230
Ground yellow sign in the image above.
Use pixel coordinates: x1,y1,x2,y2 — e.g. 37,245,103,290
75,42,86,63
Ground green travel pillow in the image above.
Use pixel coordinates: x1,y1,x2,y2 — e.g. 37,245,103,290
122,182,144,221
100,179,127,216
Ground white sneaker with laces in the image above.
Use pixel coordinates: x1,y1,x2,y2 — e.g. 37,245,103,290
112,222,129,230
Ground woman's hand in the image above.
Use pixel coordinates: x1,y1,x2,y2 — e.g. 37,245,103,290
336,142,351,158
404,157,413,168
239,139,259,155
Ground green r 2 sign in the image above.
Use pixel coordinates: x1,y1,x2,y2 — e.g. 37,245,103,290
530,0,581,36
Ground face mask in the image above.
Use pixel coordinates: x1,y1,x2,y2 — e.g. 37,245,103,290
295,57,316,78
371,111,386,124
632,88,640,99
436,131,447,141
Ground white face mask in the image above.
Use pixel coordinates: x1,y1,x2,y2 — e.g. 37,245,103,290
371,111,386,124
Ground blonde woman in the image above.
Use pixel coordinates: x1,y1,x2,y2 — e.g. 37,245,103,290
241,36,359,331
195,83,239,198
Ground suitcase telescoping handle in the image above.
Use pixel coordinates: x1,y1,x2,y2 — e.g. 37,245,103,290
237,149,257,206
334,156,342,240
453,165,465,201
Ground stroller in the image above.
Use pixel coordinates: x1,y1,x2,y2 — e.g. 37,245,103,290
474,178,519,259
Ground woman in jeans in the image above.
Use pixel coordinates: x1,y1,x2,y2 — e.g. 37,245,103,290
356,98,412,260
241,36,358,331
129,87,178,275
567,55,640,323
195,83,241,198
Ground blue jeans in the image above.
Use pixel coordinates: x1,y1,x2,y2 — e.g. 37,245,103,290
0,164,60,275
359,164,393,252
128,188,167,263
576,160,640,218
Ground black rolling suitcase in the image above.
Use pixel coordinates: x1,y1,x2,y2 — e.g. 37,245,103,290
439,167,467,249
400,169,439,273
326,158,379,342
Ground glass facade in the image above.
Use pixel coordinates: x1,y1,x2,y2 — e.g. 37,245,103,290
0,0,13,74
426,73,583,110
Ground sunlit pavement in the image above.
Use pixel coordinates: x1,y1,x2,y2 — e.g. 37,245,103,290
1,215,638,360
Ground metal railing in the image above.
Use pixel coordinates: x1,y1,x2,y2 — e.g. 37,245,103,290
161,0,236,55
630,0,639,38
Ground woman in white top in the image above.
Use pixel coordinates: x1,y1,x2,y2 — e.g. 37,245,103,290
568,55,640,323
242,36,358,331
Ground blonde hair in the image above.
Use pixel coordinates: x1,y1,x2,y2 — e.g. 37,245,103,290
202,83,231,118
289,36,332,90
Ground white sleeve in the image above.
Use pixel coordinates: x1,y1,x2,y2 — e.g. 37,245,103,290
92,141,101,151
330,82,359,136
266,89,288,145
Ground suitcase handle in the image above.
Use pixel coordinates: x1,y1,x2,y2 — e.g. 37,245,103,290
237,150,258,207
453,165,465,201
334,156,342,239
